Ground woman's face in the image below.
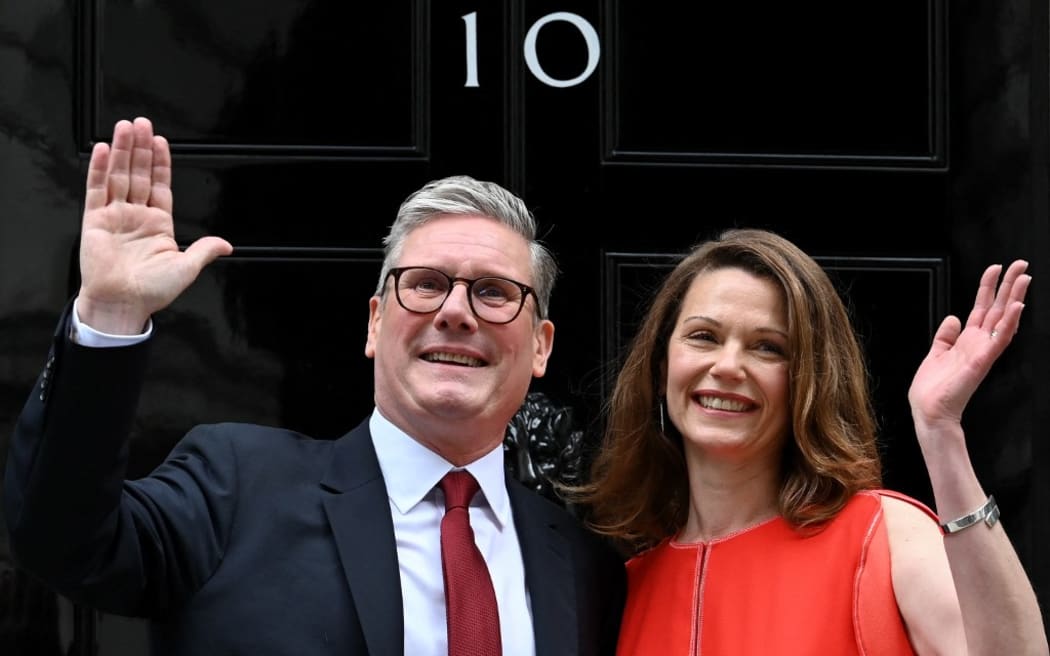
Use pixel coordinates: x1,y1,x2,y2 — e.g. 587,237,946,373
664,267,791,463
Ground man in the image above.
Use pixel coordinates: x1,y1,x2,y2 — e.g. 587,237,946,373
4,117,625,655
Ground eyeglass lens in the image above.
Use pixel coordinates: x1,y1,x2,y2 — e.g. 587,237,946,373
395,267,527,323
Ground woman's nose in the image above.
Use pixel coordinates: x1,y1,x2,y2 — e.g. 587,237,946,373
709,343,745,378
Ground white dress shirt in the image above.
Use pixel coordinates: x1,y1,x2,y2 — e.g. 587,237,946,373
71,299,537,655
70,297,154,346
370,409,535,656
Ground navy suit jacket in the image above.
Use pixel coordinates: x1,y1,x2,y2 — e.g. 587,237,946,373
4,309,625,655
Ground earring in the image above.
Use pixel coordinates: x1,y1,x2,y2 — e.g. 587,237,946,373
659,398,667,434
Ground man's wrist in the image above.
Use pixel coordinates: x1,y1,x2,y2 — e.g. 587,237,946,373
71,297,152,347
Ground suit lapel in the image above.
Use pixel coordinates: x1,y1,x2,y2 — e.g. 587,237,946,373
509,481,577,656
321,420,404,656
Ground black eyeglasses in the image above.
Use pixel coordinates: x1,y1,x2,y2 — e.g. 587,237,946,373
386,266,538,325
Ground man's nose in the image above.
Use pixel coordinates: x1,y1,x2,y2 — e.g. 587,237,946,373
434,282,478,327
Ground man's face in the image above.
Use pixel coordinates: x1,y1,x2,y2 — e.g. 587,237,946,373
365,214,555,463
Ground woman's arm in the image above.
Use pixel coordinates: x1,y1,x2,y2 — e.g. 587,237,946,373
906,261,1047,656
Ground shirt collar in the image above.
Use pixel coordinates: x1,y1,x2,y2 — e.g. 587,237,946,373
369,408,511,529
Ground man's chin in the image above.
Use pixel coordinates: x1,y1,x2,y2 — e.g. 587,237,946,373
419,388,489,417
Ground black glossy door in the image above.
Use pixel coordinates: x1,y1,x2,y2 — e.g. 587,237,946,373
1,1,1047,652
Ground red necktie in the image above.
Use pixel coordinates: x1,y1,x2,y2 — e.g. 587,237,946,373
439,470,502,656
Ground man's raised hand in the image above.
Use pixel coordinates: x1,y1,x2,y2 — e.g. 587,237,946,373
77,117,232,334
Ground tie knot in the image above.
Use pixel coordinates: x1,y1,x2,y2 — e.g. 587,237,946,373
439,470,480,511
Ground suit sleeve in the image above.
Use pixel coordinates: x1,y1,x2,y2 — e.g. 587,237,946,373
4,308,235,618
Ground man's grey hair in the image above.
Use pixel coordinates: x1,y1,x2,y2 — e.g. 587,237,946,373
374,175,558,319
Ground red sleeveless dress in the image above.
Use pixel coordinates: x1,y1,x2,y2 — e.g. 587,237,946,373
616,490,935,655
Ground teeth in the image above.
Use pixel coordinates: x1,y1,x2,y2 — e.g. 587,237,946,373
423,352,484,367
698,396,749,412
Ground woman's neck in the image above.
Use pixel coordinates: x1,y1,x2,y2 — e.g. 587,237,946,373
679,454,781,542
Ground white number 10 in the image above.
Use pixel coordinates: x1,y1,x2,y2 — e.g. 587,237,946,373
461,11,601,88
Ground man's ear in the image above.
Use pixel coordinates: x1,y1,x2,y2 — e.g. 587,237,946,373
365,295,382,359
531,319,555,377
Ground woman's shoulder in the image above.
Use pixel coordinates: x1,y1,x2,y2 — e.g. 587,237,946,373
822,489,939,540
869,488,939,524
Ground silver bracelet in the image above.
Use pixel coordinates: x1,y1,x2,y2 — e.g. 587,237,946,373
939,495,1000,534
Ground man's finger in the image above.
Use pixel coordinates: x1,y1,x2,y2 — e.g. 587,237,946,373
127,117,155,205
105,119,134,203
183,236,234,273
149,135,173,215
84,142,111,213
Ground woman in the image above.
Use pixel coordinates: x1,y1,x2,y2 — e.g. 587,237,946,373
580,229,1047,655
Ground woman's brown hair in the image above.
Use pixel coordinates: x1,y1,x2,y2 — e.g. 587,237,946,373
576,228,883,554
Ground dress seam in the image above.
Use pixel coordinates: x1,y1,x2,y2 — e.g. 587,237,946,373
852,498,882,656
691,543,708,655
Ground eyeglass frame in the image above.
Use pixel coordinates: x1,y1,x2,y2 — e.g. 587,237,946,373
384,266,541,325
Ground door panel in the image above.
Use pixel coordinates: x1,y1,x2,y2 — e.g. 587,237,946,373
605,2,944,166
